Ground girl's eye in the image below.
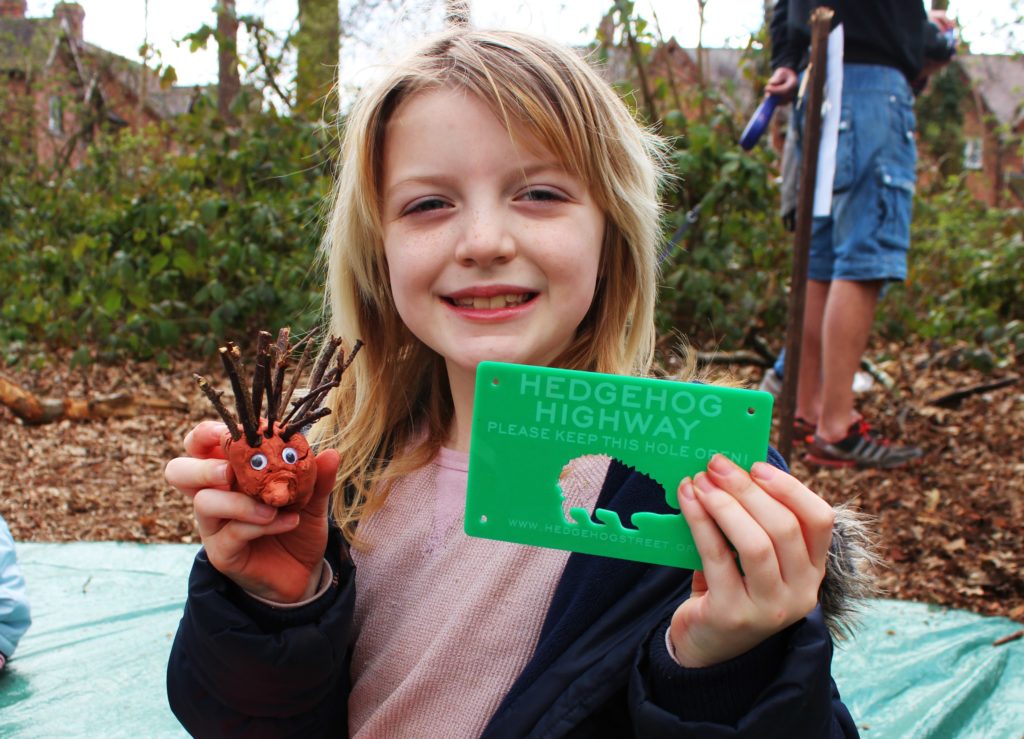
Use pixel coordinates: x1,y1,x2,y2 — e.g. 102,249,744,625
282,447,298,465
403,197,449,215
520,188,565,203
249,453,268,471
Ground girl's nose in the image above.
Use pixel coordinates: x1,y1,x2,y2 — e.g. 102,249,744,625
454,210,516,267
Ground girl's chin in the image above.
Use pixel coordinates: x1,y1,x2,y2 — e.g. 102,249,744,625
446,350,560,377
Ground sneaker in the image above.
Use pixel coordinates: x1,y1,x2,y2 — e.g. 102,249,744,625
759,367,783,398
793,416,816,442
805,419,922,469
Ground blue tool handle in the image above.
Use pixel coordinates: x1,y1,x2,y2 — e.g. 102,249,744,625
739,95,780,151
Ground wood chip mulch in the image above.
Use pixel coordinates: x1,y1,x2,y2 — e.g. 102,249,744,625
1,342,1021,623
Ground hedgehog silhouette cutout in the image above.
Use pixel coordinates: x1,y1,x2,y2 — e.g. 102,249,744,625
194,328,362,509
559,455,675,532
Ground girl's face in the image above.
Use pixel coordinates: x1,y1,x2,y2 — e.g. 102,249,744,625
380,87,604,389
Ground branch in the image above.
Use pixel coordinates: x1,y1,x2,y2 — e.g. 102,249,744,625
619,3,657,122
220,343,259,445
264,326,290,437
281,406,332,441
278,336,313,420
928,376,1019,407
251,330,272,421
1,371,187,425
249,19,294,110
194,374,240,439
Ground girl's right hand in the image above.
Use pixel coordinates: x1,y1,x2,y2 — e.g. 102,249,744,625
164,420,340,604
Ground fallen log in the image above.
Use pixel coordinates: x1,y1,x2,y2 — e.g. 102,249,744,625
0,371,188,424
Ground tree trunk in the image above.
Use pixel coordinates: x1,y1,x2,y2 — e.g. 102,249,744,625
217,0,241,124
295,0,341,121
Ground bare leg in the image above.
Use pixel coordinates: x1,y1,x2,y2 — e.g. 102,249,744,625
816,279,883,441
795,279,830,424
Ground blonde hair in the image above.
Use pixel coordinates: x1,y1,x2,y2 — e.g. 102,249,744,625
311,28,668,539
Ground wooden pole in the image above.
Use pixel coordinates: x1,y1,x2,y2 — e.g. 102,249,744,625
776,7,833,464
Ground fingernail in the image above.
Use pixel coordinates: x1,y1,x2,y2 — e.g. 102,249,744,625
694,472,716,494
708,454,737,474
212,462,230,485
679,477,695,501
751,461,776,481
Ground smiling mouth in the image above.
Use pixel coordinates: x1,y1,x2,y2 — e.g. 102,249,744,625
445,293,537,309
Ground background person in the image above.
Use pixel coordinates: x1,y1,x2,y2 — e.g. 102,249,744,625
765,0,955,468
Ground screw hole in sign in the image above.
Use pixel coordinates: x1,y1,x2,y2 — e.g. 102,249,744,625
480,515,488,524
492,377,500,386
747,407,755,415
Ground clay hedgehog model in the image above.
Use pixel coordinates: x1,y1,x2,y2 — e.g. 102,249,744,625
194,328,362,509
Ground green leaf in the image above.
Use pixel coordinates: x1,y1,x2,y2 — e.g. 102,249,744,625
148,253,170,277
69,346,93,369
172,249,198,275
102,289,123,313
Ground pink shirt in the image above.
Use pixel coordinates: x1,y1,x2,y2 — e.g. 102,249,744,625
348,448,609,738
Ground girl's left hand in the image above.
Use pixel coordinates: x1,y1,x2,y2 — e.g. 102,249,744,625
670,454,835,668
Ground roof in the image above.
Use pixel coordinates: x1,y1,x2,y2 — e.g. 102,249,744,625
679,46,758,112
957,54,1024,130
597,41,758,115
0,16,60,73
0,12,196,119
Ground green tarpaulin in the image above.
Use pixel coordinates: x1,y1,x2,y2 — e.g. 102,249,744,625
1,543,1021,737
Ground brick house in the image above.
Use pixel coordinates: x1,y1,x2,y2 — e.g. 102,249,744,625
0,0,200,170
955,54,1024,207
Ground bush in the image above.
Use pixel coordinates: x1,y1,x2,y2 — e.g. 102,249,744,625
879,176,1024,363
0,96,334,365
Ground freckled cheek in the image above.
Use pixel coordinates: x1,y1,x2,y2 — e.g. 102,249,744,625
385,254,440,319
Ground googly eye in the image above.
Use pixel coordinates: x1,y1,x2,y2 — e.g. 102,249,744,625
282,447,298,465
249,453,268,471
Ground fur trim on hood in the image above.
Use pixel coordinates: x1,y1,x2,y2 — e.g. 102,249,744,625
821,504,882,640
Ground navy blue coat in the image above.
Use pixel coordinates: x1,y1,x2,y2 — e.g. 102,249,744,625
167,453,858,737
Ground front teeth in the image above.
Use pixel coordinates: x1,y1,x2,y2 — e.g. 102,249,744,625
453,294,528,309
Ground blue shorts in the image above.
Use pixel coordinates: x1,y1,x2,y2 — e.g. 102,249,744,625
798,64,917,283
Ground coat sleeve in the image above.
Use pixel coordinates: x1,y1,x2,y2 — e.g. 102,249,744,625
628,607,858,737
0,516,31,659
166,526,355,738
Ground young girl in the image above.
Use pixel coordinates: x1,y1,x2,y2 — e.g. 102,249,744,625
165,28,863,737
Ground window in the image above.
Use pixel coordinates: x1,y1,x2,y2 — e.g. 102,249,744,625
963,137,983,171
48,95,64,135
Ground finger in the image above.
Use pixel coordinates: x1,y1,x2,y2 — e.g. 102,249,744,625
183,420,231,459
677,477,745,595
751,461,835,572
705,455,814,579
303,449,339,518
193,487,279,539
211,513,301,558
165,457,233,498
692,471,783,599
690,569,708,597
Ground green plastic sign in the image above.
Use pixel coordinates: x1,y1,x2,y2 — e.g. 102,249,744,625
465,362,774,569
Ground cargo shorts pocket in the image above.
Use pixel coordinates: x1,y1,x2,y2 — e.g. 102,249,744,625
877,163,915,250
831,107,855,192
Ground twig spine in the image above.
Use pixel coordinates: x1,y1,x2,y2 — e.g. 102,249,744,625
194,374,240,440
